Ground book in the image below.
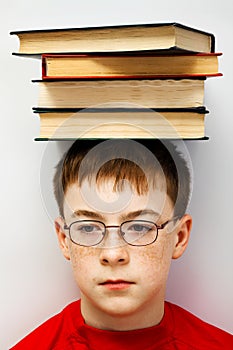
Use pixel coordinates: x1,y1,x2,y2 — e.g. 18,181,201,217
35,78,205,109
10,22,215,55
33,106,208,140
41,53,222,79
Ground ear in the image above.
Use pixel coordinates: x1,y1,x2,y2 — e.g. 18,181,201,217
54,216,71,261
172,214,192,260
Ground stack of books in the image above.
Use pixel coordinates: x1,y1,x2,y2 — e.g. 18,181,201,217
11,22,222,140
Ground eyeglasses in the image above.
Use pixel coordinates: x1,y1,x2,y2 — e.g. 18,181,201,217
63,217,181,247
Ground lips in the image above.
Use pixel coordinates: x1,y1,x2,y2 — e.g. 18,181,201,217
99,280,135,290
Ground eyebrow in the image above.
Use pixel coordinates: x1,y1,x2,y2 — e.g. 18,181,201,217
71,210,105,221
120,209,160,221
71,209,160,221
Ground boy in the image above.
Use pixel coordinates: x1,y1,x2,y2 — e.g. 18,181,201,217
11,139,233,349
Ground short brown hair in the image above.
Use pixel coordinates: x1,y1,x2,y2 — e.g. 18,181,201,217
53,139,191,217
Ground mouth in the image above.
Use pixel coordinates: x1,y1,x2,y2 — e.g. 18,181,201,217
99,279,135,290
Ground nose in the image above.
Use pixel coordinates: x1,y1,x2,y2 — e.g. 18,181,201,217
99,227,130,266
99,245,130,266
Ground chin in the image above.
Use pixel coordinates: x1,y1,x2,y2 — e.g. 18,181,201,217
98,297,143,317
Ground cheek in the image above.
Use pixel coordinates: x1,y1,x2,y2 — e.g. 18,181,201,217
68,246,96,282
135,237,174,282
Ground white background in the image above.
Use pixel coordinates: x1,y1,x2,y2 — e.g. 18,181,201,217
1,0,233,348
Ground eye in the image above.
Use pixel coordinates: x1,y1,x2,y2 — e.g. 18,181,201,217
72,222,103,234
130,224,151,232
80,225,96,233
126,222,154,234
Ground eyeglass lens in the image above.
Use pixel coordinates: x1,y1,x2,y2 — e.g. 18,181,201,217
69,220,158,247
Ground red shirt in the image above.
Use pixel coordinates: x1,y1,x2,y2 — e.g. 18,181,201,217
10,300,233,350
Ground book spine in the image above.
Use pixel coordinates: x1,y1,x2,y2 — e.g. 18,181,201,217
42,55,46,79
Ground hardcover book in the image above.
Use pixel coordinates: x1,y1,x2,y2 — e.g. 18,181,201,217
33,106,208,140
41,53,222,79
35,78,205,109
11,22,215,55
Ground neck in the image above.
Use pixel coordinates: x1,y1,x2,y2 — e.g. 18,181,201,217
80,295,165,331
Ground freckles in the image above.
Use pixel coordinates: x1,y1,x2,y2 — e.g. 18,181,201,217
134,239,172,278
138,244,164,263
134,246,161,280
69,246,97,276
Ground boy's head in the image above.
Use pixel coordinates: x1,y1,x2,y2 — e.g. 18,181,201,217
53,139,192,219
53,139,192,330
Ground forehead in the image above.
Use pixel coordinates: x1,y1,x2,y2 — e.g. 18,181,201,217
63,179,174,219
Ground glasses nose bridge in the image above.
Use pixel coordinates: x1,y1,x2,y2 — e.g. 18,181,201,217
105,224,121,230
102,224,125,246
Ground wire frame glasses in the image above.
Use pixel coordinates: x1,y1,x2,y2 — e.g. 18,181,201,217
63,217,181,247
